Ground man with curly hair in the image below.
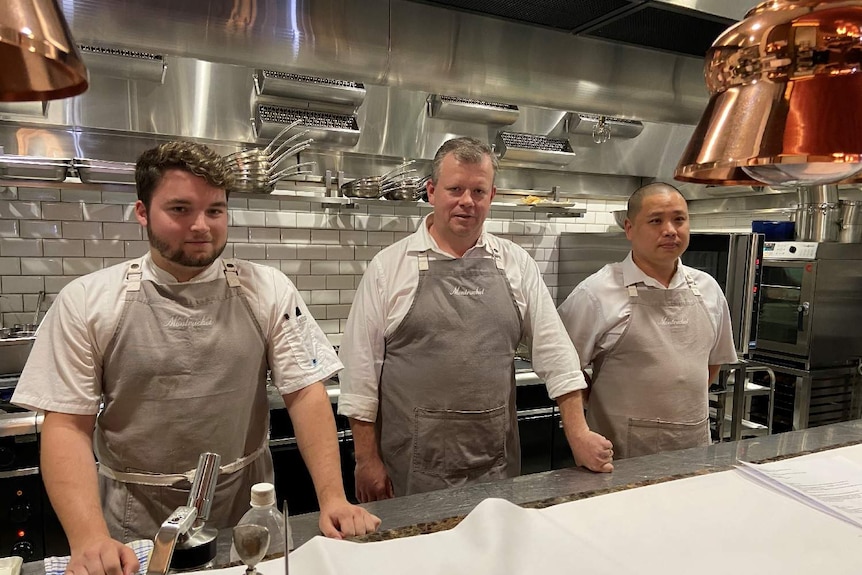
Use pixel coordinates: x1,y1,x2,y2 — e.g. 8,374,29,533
13,141,379,575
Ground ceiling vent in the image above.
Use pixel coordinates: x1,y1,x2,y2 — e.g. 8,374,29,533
566,113,644,142
0,101,49,119
253,70,366,110
426,94,519,125
251,71,365,148
78,45,167,83
253,104,360,149
494,132,575,166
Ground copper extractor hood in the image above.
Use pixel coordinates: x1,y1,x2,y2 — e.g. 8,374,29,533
0,0,88,102
675,0,862,187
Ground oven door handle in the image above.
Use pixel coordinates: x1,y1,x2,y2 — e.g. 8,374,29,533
0,466,40,479
796,301,810,331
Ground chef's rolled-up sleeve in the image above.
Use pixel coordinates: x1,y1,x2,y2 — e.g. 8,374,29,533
517,251,587,399
708,290,739,366
557,283,603,370
12,279,104,415
337,257,387,422
266,271,342,394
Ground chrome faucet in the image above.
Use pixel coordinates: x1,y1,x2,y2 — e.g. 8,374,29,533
147,453,222,575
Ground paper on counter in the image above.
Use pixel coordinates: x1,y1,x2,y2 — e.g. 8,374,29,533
736,454,862,529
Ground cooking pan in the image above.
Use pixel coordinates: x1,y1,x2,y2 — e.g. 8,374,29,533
226,120,303,163
340,160,417,198
231,162,317,193
383,175,430,201
226,139,313,173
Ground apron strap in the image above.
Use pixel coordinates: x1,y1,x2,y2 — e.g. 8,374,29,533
492,247,505,270
222,259,241,287
123,258,240,291
683,272,702,297
417,252,430,271
123,258,145,293
97,443,268,487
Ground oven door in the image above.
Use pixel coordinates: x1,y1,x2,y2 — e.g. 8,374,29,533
683,233,764,358
756,261,817,357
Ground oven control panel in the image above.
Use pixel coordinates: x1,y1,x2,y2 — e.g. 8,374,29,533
762,241,819,260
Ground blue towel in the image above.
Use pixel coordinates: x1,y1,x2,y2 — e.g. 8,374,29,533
44,540,153,575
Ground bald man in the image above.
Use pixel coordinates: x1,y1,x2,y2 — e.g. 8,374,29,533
557,183,737,459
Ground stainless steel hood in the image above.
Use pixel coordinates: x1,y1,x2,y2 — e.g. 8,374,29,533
0,0,767,197
54,0,755,125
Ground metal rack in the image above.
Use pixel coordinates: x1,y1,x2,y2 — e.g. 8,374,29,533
710,361,776,441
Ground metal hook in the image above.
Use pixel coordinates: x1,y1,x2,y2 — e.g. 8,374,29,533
592,116,611,144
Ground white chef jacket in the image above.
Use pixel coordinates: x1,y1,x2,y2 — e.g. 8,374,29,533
557,251,739,370
338,214,587,423
12,253,341,415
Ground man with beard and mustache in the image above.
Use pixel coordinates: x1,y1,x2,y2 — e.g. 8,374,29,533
12,141,379,575
557,183,737,460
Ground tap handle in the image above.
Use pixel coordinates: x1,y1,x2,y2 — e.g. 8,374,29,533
187,452,221,522
147,506,198,575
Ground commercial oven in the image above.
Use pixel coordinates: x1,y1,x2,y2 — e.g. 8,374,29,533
755,241,862,369
558,232,764,358
1,384,68,560
748,241,862,432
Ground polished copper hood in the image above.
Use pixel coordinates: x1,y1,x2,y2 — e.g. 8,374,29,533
675,0,862,186
0,0,88,101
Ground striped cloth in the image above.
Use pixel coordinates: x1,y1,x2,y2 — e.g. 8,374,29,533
44,540,153,575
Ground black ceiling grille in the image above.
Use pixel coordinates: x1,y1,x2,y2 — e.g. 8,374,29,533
415,0,636,31
585,6,733,58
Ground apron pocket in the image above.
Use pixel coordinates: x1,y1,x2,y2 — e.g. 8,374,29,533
411,405,508,478
626,416,710,458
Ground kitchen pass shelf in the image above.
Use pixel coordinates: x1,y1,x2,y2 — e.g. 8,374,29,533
296,194,585,218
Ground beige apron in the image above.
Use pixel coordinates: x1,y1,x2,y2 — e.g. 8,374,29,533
95,258,273,541
378,251,523,496
586,269,714,459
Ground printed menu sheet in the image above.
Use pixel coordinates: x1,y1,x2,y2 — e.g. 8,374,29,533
737,454,862,528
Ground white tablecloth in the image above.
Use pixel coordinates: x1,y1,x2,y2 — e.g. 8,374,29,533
203,445,862,575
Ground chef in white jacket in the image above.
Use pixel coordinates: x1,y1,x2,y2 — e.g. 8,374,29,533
558,182,738,459
12,141,379,575
338,137,613,503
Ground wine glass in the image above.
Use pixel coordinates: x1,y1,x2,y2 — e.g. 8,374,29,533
232,524,270,575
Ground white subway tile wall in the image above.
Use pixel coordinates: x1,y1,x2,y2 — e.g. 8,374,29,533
0,185,626,332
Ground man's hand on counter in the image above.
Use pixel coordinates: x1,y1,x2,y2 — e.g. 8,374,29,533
317,499,381,540
569,428,614,473
556,390,614,473
354,455,394,503
65,536,139,575
349,419,395,503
